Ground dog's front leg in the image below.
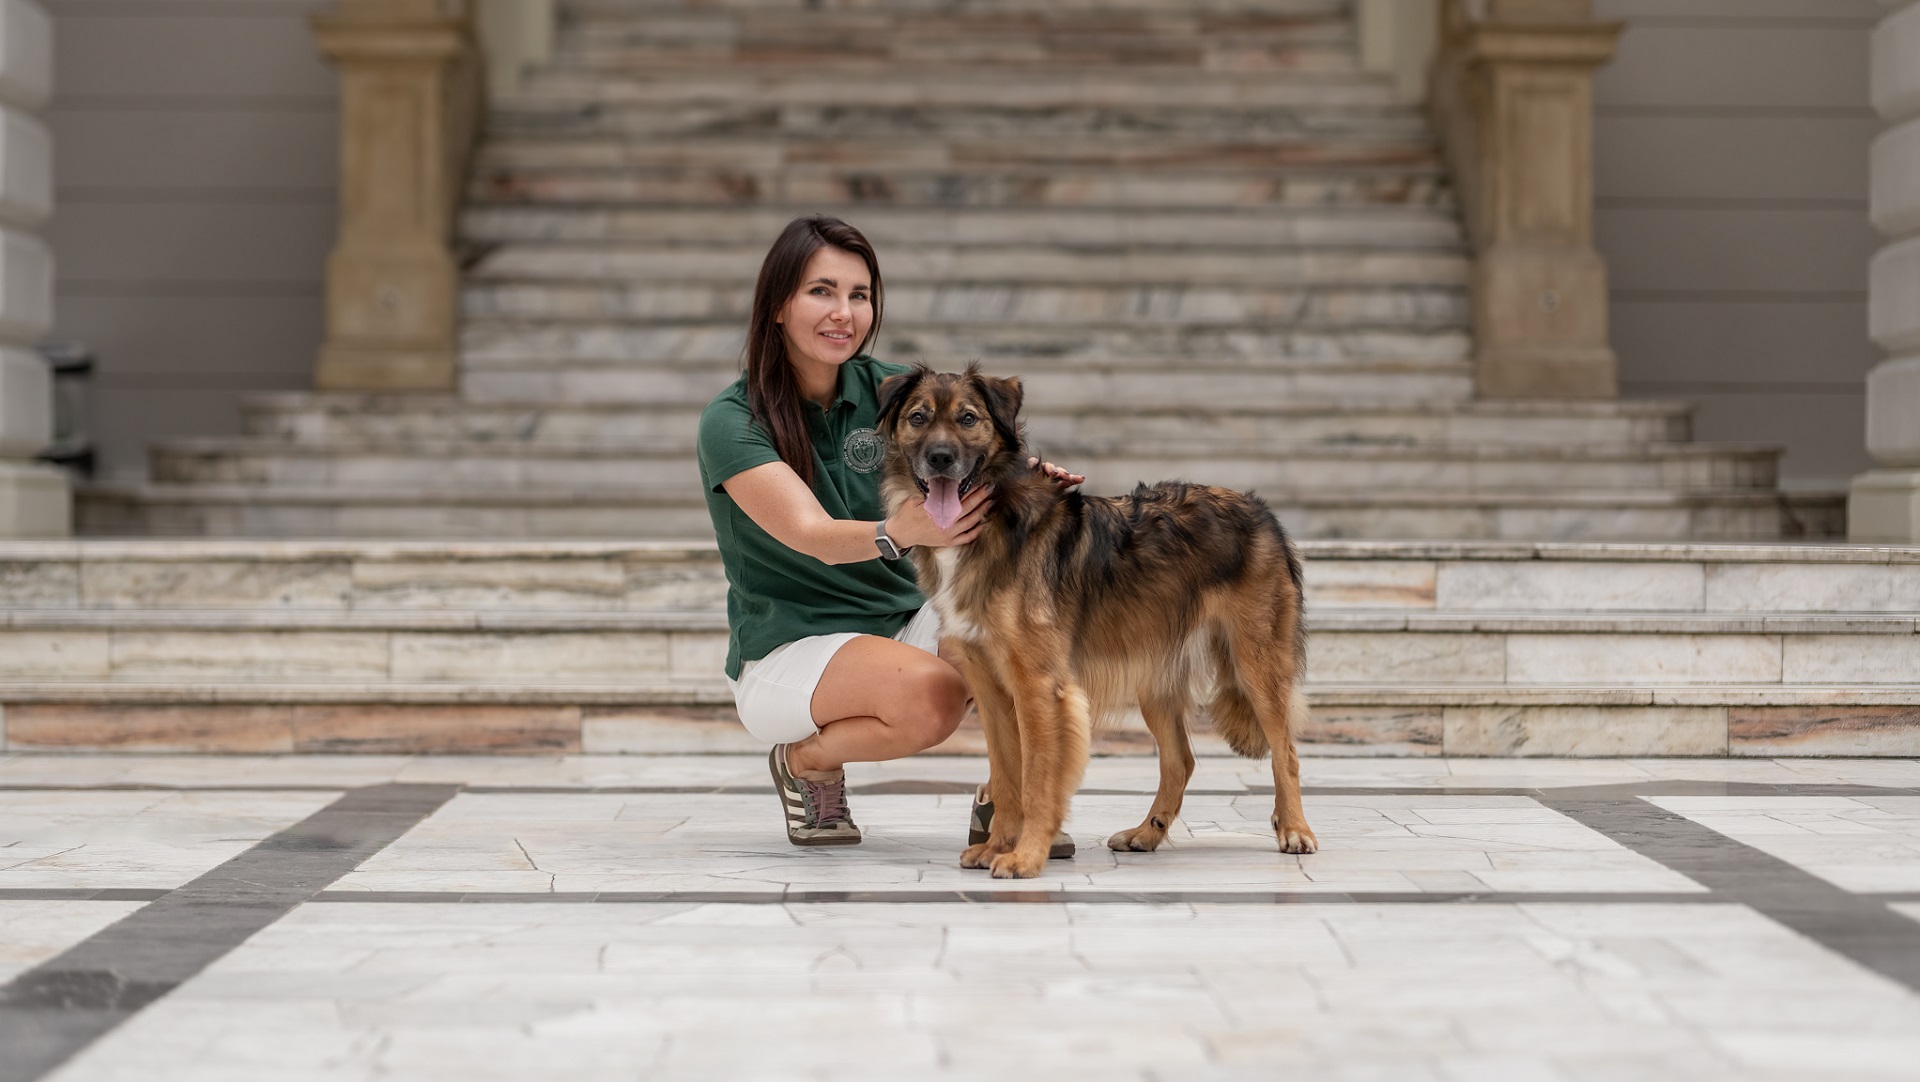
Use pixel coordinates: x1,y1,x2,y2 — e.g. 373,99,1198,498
993,658,1091,880
959,661,1023,869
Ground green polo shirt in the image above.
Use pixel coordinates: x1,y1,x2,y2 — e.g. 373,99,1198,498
697,355,924,679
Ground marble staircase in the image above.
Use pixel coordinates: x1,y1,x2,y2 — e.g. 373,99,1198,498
73,0,1839,541
2,539,1916,757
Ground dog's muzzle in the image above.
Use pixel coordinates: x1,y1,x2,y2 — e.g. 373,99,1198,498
914,446,978,531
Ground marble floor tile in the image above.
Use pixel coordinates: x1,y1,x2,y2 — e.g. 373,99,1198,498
0,790,342,888
42,901,1920,1082
0,898,146,982
1651,796,1920,892
328,791,1697,897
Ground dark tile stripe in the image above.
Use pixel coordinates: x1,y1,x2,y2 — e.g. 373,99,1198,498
0,783,458,1082
1540,795,1920,994
308,889,1724,906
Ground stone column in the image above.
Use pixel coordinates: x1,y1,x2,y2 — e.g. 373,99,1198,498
1432,0,1623,398
1850,0,1920,542
310,0,482,392
0,0,65,536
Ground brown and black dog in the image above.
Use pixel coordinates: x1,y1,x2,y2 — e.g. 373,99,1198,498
876,364,1317,879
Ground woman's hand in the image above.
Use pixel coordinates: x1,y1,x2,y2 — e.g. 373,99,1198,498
887,483,993,549
1029,457,1085,489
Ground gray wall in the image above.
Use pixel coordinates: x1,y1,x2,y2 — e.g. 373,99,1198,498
45,0,336,482
1594,0,1883,490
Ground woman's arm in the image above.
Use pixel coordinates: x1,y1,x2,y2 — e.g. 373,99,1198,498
722,461,991,565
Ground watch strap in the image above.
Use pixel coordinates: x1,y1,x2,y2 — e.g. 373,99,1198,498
875,521,906,560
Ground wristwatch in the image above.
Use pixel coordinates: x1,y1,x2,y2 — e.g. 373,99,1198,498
875,521,909,560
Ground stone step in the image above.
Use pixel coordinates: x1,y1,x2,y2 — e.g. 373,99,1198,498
74,483,1806,541
560,0,1353,14
491,104,1422,143
554,36,1354,75
459,205,1465,249
237,394,1692,449
4,608,1916,688
463,281,1469,327
4,680,1914,756
466,242,1469,287
470,134,1442,173
507,67,1406,110
13,540,1913,615
457,358,1475,408
460,318,1472,366
142,439,1781,496
470,160,1454,210
556,7,1355,57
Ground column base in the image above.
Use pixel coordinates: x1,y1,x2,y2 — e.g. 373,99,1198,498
0,459,71,537
315,344,458,393
1475,346,1620,400
1848,469,1920,543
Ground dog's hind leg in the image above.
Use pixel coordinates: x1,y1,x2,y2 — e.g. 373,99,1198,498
960,663,1024,869
1263,683,1317,855
1228,613,1317,856
1106,693,1193,853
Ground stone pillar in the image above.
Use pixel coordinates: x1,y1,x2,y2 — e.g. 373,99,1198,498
310,0,482,392
1432,0,1623,399
0,0,65,536
476,0,553,99
1850,0,1920,542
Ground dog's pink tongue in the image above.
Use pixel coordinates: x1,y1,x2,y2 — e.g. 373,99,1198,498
925,478,963,531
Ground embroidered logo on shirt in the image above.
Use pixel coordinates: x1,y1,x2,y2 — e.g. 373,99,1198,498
843,427,884,473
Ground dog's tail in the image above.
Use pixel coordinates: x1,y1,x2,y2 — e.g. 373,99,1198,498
1205,637,1271,760
1206,636,1311,762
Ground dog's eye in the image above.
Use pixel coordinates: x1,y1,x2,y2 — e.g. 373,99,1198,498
908,411,928,428
959,412,978,427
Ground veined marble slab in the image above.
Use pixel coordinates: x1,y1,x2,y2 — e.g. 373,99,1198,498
1652,796,1920,893
330,792,1702,897
0,898,147,983
0,790,341,889
41,900,1920,1082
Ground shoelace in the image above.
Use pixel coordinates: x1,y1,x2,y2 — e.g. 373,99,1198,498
802,774,850,825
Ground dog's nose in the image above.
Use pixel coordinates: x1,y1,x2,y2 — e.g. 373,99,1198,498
926,447,956,472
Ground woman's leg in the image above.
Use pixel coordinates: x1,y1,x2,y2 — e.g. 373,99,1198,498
783,635,968,776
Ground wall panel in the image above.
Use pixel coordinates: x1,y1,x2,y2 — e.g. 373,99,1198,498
44,0,335,481
1593,0,1882,489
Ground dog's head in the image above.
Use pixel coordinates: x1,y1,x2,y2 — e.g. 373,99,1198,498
875,364,1024,530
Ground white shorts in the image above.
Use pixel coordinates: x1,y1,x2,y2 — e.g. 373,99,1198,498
726,606,942,744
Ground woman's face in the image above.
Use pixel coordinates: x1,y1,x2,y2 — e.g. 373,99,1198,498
776,246,873,375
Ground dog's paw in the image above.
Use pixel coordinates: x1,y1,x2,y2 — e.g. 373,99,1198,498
988,850,1045,879
1106,826,1165,852
1276,827,1319,855
960,842,996,869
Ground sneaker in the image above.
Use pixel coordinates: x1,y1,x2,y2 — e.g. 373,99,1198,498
968,785,1075,859
770,744,861,846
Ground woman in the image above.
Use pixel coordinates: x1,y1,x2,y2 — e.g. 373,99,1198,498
696,214,1078,848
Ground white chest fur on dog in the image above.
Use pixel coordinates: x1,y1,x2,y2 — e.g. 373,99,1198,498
928,548,984,643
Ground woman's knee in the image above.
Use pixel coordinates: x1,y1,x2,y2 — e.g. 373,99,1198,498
902,659,968,748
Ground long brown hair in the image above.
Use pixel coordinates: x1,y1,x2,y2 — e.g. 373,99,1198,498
744,215,885,491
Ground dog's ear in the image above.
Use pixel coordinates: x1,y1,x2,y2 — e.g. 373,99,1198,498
974,372,1024,449
876,365,929,433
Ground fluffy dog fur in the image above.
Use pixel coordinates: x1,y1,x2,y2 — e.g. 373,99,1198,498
877,364,1317,879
